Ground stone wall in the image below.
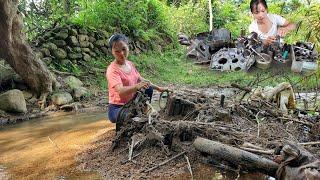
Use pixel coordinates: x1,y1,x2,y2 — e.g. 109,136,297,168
33,24,110,66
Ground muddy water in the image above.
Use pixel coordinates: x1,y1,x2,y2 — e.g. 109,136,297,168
0,111,269,180
0,112,112,179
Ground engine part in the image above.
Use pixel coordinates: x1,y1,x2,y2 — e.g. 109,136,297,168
255,53,272,69
210,48,255,71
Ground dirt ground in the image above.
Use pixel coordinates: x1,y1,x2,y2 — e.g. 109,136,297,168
1,85,319,179
75,86,319,179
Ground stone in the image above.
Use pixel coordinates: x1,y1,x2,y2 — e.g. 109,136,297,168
35,51,44,59
43,31,53,39
42,42,58,51
83,53,91,61
22,91,33,100
78,35,89,42
73,47,82,53
94,40,105,47
68,36,79,46
78,29,88,34
51,92,73,106
61,59,72,65
68,53,82,59
42,57,53,65
66,46,73,53
52,40,67,47
89,42,94,49
79,41,90,48
52,48,67,59
64,76,83,89
55,32,69,40
73,87,89,100
89,51,97,57
0,89,27,113
101,47,109,54
89,37,96,42
81,48,91,53
40,48,51,56
70,28,78,36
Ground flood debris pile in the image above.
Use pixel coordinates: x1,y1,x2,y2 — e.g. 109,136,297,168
178,29,319,74
79,86,320,179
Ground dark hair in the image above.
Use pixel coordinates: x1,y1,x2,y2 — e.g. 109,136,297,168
108,33,128,49
250,0,268,13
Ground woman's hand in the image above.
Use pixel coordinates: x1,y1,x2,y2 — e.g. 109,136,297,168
277,27,288,37
135,81,149,91
157,87,173,93
264,36,277,45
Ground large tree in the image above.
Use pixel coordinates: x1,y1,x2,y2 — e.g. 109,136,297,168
0,0,57,107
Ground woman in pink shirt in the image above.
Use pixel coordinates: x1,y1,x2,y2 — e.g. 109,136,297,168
106,34,166,123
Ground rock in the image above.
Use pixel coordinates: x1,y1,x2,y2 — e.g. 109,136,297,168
81,48,91,53
89,42,94,49
94,48,102,55
79,29,88,34
68,53,82,59
22,91,33,100
60,29,69,34
101,47,109,54
61,59,72,65
73,47,82,53
64,76,83,89
43,31,53,39
68,36,79,46
51,92,73,106
42,57,53,65
88,32,95,37
89,51,97,57
89,37,96,42
0,89,27,113
66,46,73,53
78,35,89,42
83,53,91,61
35,51,44,59
52,40,67,47
73,87,89,100
70,28,78,36
94,40,105,47
79,41,90,48
52,48,67,59
55,32,69,40
40,48,51,56
42,42,58,51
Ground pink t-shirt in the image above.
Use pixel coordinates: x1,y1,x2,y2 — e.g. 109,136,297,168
106,60,141,105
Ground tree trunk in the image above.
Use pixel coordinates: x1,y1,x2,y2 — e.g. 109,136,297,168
0,0,56,97
193,137,279,177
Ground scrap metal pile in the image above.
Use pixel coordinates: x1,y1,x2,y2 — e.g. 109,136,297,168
178,29,319,73
110,85,320,179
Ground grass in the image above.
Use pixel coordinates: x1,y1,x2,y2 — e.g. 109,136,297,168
129,47,319,91
78,47,319,92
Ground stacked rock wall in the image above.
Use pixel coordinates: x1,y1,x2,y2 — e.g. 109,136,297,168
33,24,110,66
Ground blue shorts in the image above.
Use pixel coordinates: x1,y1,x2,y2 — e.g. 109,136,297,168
107,87,153,123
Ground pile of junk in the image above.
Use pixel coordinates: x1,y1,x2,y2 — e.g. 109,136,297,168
178,28,319,74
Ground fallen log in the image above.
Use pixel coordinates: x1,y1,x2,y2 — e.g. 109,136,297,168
193,137,279,177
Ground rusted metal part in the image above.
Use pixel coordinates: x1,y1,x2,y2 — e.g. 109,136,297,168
179,29,234,63
210,48,255,71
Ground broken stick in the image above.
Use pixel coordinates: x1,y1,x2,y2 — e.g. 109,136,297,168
143,151,186,173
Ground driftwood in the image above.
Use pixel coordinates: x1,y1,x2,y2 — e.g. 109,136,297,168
193,137,279,176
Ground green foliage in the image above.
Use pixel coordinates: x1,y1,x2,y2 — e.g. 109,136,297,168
71,0,175,50
168,0,208,36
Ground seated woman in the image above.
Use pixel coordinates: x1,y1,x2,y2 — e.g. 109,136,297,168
106,34,166,123
249,0,296,46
